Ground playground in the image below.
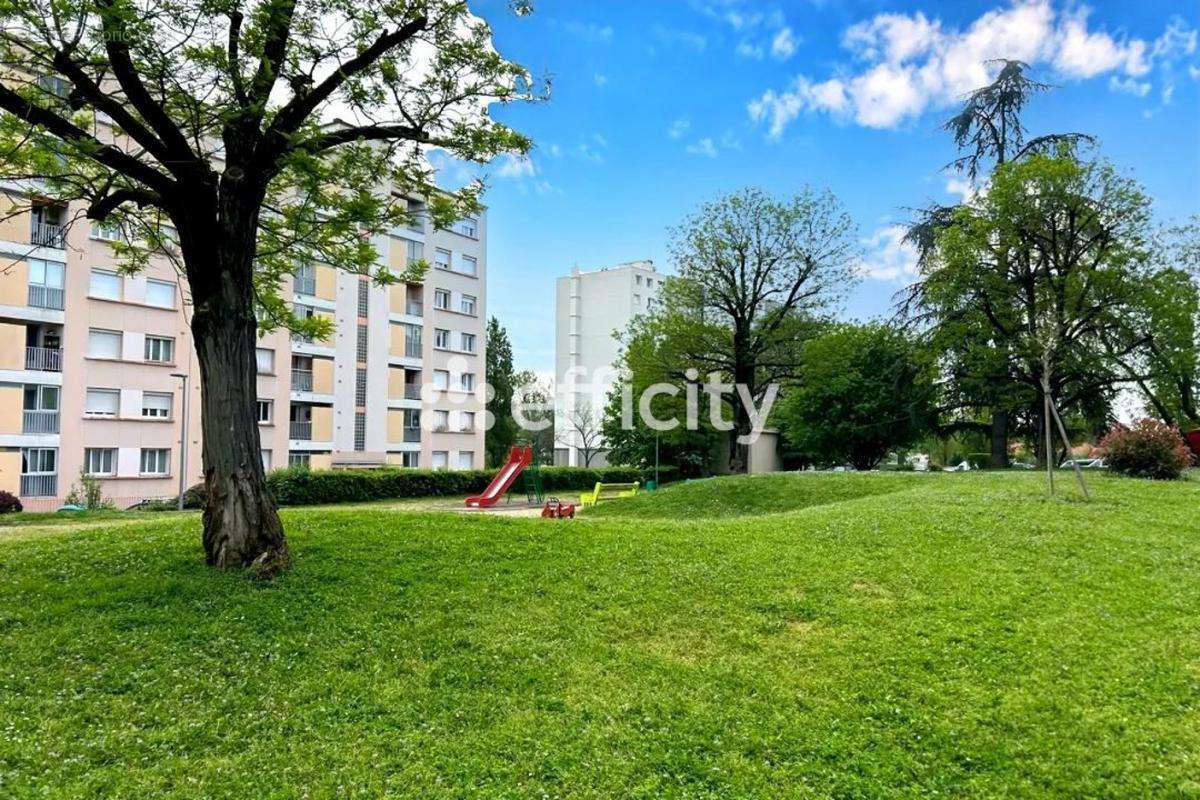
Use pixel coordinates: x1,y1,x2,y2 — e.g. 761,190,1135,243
2,470,1198,798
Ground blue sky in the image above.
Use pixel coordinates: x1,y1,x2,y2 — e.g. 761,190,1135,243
436,0,1200,374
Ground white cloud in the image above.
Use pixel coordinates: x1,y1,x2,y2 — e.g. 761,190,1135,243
685,138,719,158
561,21,613,43
544,143,562,158
736,40,765,60
1109,75,1151,97
593,73,609,88
653,25,708,52
667,118,691,139
945,176,976,203
748,0,1192,136
857,225,920,282
495,153,537,179
770,27,798,60
1191,65,1200,81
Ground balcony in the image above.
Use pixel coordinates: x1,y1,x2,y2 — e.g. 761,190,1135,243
28,284,64,310
25,346,62,372
294,276,316,296
403,427,421,443
404,384,422,400
405,339,422,358
406,300,423,317
31,220,66,249
23,409,59,434
291,369,313,392
289,421,312,440
20,474,57,497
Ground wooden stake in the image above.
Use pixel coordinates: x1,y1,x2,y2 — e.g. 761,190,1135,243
1049,397,1090,501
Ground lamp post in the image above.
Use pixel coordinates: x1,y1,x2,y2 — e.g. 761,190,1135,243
171,372,189,511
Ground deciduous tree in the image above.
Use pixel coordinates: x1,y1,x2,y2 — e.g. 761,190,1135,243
0,0,535,573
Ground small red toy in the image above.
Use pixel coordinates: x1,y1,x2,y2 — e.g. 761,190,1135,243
541,498,575,519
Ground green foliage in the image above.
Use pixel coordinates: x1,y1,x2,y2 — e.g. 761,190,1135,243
1100,419,1194,480
484,317,519,467
179,465,671,508
63,471,115,511
779,323,938,470
2,473,1199,796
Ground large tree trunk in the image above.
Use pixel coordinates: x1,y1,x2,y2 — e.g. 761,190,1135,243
989,409,1010,468
185,179,289,575
191,274,289,575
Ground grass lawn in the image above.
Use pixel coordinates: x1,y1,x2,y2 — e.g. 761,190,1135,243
1,472,1198,798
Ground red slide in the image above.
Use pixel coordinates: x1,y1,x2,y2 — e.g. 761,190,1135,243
465,446,532,508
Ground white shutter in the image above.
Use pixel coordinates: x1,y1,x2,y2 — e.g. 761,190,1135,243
145,279,176,308
88,329,122,359
85,389,119,416
89,270,122,300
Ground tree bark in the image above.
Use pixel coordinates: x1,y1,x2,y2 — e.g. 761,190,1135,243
184,180,289,576
989,409,1010,468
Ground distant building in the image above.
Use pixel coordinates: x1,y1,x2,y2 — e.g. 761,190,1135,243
553,260,660,466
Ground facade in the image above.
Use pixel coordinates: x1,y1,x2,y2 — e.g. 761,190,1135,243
553,260,660,466
0,193,487,510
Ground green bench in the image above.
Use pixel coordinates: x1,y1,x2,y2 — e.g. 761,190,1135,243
579,481,639,507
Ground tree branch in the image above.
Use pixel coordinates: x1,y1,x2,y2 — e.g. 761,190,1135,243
87,186,166,220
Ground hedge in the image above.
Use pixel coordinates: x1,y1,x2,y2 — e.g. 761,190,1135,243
177,465,675,509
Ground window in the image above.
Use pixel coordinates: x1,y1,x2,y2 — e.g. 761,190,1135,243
256,348,275,374
356,324,368,362
434,328,450,349
295,263,316,295
88,329,122,359
29,258,65,289
357,280,369,317
140,448,170,475
144,336,174,363
400,451,419,468
460,255,478,276
288,452,311,468
406,240,423,265
38,74,70,99
83,448,116,476
633,294,641,307
434,288,451,310
461,412,475,432
457,450,475,469
456,217,477,237
23,385,58,412
256,400,273,423
432,369,449,390
460,294,477,316
142,392,173,419
90,220,125,241
433,410,449,431
261,450,273,471
461,372,475,392
461,333,477,354
403,408,420,429
636,274,643,286
89,269,122,300
355,368,367,405
145,279,176,308
434,248,451,270
431,451,449,470
22,447,56,474
354,412,366,451
85,388,120,416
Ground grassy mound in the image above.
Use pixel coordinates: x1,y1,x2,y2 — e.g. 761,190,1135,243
0,473,1197,798
585,470,921,519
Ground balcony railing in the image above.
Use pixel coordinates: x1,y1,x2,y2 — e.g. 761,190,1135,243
406,300,423,317
404,384,422,400
403,427,420,443
405,340,422,358
25,346,62,372
23,409,59,434
28,284,64,310
31,220,65,249
289,421,312,440
406,217,425,234
294,277,316,295
291,369,313,392
20,474,57,497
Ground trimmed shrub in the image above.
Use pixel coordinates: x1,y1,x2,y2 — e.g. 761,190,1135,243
1099,419,1194,480
179,466,675,509
0,490,22,514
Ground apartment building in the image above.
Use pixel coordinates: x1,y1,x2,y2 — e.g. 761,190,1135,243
0,193,487,510
554,260,660,466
